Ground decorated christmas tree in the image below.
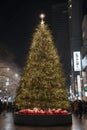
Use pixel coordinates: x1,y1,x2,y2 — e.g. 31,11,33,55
14,14,70,111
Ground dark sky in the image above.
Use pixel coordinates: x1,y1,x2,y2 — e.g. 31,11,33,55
0,0,86,67
0,0,67,67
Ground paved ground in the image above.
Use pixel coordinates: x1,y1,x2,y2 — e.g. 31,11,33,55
0,112,87,130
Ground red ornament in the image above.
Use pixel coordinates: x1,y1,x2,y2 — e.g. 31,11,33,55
18,108,69,115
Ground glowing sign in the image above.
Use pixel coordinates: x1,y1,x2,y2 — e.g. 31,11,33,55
84,87,87,91
73,51,81,71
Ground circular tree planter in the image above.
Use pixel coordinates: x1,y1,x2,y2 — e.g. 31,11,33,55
14,112,72,126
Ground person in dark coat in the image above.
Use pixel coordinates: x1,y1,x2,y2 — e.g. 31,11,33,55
0,99,2,114
78,100,83,119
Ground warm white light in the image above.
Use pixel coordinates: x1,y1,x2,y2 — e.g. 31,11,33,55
69,4,72,8
40,13,45,24
6,81,9,86
5,88,7,91
40,13,45,19
6,78,9,81
15,73,18,77
7,67,10,71
69,16,72,19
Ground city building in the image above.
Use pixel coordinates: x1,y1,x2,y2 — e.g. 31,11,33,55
51,0,87,100
81,0,87,99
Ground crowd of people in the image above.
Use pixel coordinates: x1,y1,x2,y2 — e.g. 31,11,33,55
0,99,13,115
0,98,87,119
70,99,87,119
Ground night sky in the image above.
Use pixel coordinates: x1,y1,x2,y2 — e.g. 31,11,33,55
0,0,86,67
0,0,64,67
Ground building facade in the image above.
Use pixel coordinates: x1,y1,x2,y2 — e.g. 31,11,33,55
51,0,87,100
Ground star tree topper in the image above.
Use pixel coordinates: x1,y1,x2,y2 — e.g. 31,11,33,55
40,13,45,24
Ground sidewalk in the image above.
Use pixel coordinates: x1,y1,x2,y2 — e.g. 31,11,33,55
0,112,87,130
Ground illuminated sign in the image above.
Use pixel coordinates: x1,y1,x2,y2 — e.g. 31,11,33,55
73,51,81,71
82,56,87,69
84,87,87,91
84,84,87,91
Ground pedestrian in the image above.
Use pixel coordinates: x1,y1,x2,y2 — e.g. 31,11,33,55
78,100,83,119
0,99,2,114
2,101,7,116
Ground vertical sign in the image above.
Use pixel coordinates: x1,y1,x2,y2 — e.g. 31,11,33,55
77,75,82,99
73,51,81,71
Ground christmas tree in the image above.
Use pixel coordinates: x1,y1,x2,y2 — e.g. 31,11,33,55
14,14,70,111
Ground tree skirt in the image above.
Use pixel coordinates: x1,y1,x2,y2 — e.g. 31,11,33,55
14,113,72,126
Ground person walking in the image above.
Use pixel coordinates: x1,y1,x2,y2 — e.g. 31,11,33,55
0,99,2,114
78,100,83,119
